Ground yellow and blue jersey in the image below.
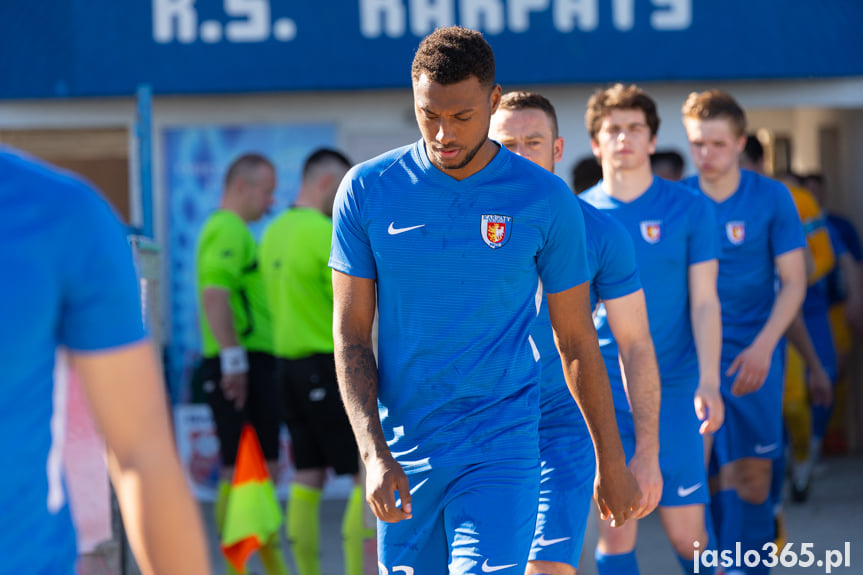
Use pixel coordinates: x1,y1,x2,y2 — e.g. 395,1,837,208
329,140,590,470
0,147,146,573
789,185,835,285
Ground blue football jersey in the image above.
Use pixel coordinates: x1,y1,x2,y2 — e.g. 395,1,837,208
0,147,146,573
532,199,642,408
682,170,805,350
807,219,848,313
329,140,590,470
826,215,858,305
581,177,719,392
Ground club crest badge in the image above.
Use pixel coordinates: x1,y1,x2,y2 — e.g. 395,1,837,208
481,214,512,249
726,221,745,245
640,220,662,244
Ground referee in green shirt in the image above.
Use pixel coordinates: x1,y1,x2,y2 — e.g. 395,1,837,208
261,149,367,575
196,153,288,575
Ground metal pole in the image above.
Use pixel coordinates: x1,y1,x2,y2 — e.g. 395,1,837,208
137,84,154,240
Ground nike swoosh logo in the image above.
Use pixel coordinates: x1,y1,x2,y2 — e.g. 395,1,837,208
536,535,571,547
677,483,702,498
754,443,778,455
482,560,518,573
388,222,425,235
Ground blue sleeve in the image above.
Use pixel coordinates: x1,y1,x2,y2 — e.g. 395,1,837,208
770,184,807,257
688,193,720,265
827,221,849,259
329,169,377,280
60,189,146,352
537,183,590,294
593,216,641,301
833,216,861,261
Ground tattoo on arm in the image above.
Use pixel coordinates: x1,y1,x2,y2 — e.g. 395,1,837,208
336,343,388,458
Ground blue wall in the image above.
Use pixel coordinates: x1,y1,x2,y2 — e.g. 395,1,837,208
2,0,862,98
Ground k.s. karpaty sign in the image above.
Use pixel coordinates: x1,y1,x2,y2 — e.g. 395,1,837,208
2,0,862,98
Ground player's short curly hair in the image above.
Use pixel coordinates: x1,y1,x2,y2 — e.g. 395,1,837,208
681,90,747,138
585,83,660,140
498,91,559,139
411,26,495,88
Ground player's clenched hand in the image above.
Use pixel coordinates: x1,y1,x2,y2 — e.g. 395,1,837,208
627,449,661,519
694,384,724,435
220,372,248,411
594,460,641,527
727,340,772,396
365,453,412,523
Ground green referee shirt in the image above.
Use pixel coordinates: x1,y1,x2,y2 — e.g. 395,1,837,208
260,207,334,360
196,210,272,357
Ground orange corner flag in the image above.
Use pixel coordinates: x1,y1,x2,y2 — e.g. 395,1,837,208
220,424,283,574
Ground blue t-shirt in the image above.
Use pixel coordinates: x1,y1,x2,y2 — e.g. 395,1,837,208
682,170,805,351
811,219,849,310
0,147,146,573
827,213,862,262
329,140,590,470
826,213,861,305
581,177,719,394
532,199,642,408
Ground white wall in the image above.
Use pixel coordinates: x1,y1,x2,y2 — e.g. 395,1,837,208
4,77,863,229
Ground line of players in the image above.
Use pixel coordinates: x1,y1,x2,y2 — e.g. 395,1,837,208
487,85,860,575
196,26,861,575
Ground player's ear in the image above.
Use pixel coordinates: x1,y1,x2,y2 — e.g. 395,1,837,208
553,137,565,164
489,84,502,114
590,139,601,160
735,134,747,154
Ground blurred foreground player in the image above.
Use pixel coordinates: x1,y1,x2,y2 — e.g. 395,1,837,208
0,146,210,574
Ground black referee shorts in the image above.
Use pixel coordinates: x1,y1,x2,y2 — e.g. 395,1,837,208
195,351,281,467
277,353,360,476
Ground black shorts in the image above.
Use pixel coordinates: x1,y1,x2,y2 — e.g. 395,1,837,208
277,354,360,475
195,351,281,467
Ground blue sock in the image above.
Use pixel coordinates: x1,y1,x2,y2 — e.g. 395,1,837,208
678,551,714,575
741,500,774,574
811,401,834,439
595,549,639,575
770,450,785,507
713,490,743,557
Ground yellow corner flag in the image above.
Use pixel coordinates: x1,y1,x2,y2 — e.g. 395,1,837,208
221,424,283,574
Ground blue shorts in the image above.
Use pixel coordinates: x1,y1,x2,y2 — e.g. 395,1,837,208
618,390,709,507
711,343,785,469
378,458,540,575
529,390,595,567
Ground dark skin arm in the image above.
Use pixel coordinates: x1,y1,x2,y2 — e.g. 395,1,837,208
332,270,411,523
546,281,641,527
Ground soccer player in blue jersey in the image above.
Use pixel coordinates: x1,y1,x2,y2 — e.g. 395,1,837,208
329,27,640,575
0,146,210,574
681,90,808,575
489,91,663,575
580,84,724,575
